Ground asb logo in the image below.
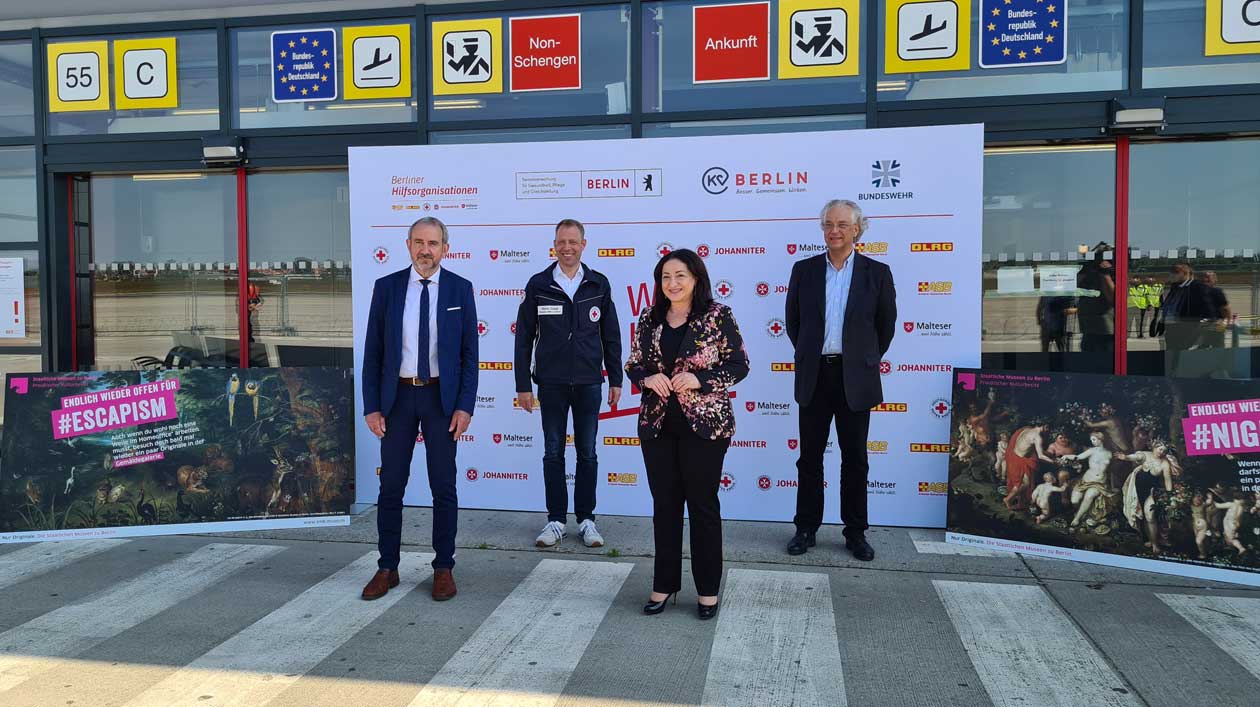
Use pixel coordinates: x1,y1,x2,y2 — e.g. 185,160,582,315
873,402,908,412
465,468,479,481
715,280,733,299
607,472,638,486
603,436,640,446
910,443,951,453
910,242,955,253
919,481,948,496
718,472,736,491
871,159,901,188
372,246,389,264
598,248,636,257
757,475,772,491
702,167,729,194
697,244,711,258
930,398,952,418
656,242,673,258
917,280,953,295
479,362,513,370
867,440,889,454
879,360,892,376
476,320,489,337
766,319,786,338
771,362,796,372
854,241,889,255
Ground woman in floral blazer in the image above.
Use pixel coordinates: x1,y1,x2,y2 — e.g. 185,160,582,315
625,248,749,620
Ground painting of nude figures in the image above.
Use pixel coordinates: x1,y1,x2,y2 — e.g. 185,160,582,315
947,368,1260,583
1,367,353,542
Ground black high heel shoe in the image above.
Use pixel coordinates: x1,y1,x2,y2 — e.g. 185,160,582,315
643,593,677,615
697,600,720,620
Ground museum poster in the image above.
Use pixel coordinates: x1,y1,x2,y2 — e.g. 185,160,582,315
1,367,354,542
947,368,1260,587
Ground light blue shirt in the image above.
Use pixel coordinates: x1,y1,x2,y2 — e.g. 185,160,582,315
822,253,854,355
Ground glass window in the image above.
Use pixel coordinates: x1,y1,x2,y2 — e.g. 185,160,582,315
0,249,41,349
429,124,632,144
644,0,864,112
429,5,630,121
1143,1,1260,88
643,113,863,137
877,0,1126,101
0,147,36,243
234,21,417,129
246,170,352,368
47,32,219,136
1127,138,1260,379
87,172,239,370
0,41,34,137
982,144,1116,374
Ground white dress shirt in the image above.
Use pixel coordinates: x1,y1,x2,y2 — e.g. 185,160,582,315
400,266,441,378
553,263,583,301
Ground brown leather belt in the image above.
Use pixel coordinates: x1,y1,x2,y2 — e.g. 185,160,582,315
400,376,439,386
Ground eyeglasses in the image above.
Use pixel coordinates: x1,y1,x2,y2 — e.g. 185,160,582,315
821,222,857,232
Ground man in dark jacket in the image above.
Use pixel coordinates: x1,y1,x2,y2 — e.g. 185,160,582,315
514,219,623,548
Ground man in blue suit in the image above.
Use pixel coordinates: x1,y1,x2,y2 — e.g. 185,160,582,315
361,216,478,602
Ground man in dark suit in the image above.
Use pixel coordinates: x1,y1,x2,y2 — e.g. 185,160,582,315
785,199,896,561
361,216,478,601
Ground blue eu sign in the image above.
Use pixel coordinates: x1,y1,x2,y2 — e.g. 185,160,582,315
979,0,1067,69
271,28,338,103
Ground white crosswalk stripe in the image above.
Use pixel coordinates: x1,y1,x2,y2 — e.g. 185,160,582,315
1158,593,1260,682
934,580,1142,706
0,543,281,694
123,551,434,707
0,539,129,591
407,558,632,707
702,569,846,707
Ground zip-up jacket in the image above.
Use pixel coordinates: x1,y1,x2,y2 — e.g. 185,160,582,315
514,262,623,391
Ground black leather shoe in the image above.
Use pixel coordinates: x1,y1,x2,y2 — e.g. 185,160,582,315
697,601,720,620
643,593,677,615
845,535,875,561
787,531,816,556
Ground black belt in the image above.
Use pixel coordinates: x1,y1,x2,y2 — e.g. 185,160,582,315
400,376,439,386
821,354,843,364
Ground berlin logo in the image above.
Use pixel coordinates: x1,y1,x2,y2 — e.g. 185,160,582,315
372,246,389,264
871,159,901,188
715,280,733,299
702,167,730,195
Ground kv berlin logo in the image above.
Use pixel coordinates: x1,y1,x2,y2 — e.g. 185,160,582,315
871,159,901,188
702,167,729,195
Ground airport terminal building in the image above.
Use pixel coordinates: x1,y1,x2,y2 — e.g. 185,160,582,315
0,0,1257,421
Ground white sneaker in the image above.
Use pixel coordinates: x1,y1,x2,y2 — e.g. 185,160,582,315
536,521,566,547
578,519,604,548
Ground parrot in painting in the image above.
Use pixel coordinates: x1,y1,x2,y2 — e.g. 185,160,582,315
227,373,240,426
245,380,260,420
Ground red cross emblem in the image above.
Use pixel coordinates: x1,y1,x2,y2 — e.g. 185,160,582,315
697,244,710,258
932,399,952,418
589,306,601,322
716,280,732,298
757,475,772,490
477,320,489,336
465,468,478,481
767,319,785,337
489,250,499,261
373,247,389,263
657,243,673,257
903,321,915,333
880,360,892,375
745,401,756,413
493,433,502,444
786,244,798,255
756,282,770,296
719,472,735,491
787,439,798,450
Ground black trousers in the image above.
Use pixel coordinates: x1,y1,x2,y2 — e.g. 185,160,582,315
641,419,730,596
794,356,871,539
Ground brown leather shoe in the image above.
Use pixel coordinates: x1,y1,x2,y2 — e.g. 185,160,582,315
432,568,457,601
361,569,400,600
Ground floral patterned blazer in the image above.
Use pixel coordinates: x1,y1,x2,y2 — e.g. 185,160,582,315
625,301,750,440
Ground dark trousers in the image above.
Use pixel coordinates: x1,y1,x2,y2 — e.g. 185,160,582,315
794,357,871,540
378,381,458,571
538,382,602,524
641,421,730,596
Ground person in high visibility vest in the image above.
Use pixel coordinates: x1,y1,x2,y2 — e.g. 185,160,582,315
1128,276,1149,338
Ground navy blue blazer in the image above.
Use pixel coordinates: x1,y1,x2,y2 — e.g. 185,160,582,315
362,266,479,418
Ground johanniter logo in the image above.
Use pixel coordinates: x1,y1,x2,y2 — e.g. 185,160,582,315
871,160,901,188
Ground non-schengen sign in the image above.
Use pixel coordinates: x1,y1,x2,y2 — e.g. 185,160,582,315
778,0,861,79
271,28,338,103
693,2,771,84
47,41,110,113
342,24,412,100
884,0,972,74
1207,0,1260,56
113,37,179,110
980,0,1066,68
510,14,582,92
0,258,24,339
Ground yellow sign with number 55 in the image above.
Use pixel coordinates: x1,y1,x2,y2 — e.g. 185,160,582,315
48,41,111,113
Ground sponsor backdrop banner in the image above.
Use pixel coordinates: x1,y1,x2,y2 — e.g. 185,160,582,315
947,368,1260,586
1,368,353,543
349,126,982,527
